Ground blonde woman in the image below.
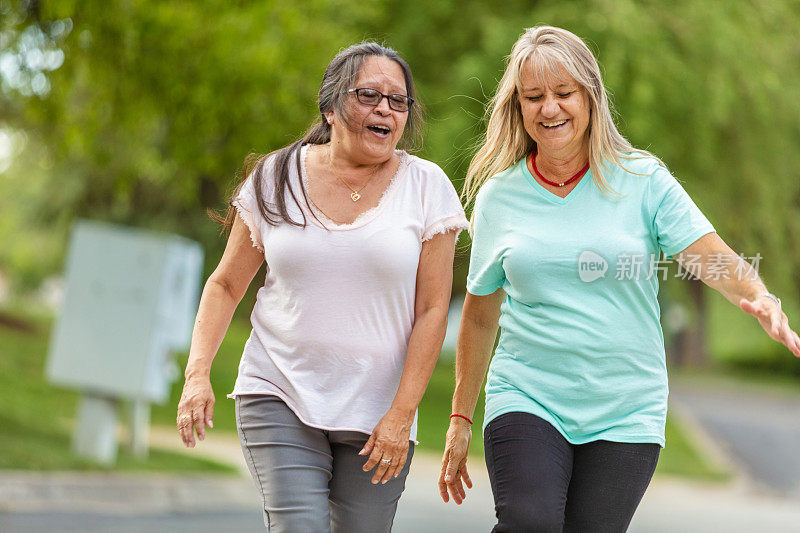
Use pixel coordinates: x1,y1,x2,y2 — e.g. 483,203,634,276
438,26,800,531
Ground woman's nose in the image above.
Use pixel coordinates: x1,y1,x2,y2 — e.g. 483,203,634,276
373,95,392,114
541,97,560,117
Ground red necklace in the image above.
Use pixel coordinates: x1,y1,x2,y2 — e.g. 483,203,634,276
529,149,590,188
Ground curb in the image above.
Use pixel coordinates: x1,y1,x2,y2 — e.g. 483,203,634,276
0,471,258,514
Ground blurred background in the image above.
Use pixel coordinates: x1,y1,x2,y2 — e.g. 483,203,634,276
2,0,800,531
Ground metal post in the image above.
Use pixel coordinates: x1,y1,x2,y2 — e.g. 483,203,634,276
72,393,119,465
130,399,151,459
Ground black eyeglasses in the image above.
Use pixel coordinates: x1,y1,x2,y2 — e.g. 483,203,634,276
346,88,414,112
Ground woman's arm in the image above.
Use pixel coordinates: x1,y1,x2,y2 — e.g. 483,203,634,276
676,232,800,356
360,231,457,484
177,217,265,447
439,288,504,504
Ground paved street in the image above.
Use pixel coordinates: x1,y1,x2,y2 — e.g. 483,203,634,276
4,452,800,532
670,376,800,496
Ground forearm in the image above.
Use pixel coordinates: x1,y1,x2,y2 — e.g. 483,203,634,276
452,317,498,420
389,306,449,418
184,279,241,379
713,256,769,305
677,244,770,305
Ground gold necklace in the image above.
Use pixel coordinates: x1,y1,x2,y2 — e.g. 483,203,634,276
328,148,381,202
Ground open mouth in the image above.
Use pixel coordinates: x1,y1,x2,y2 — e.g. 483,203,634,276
540,119,568,130
367,125,391,137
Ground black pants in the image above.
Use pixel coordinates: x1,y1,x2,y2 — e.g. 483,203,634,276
484,412,660,533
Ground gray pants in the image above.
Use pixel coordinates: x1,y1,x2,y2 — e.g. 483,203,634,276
235,395,414,532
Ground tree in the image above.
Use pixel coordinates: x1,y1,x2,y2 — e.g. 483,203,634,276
0,0,385,287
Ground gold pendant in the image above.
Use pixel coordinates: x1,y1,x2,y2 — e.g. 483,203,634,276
350,192,361,202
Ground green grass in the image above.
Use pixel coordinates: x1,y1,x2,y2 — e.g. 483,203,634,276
0,307,234,473
657,412,729,480
1,300,729,480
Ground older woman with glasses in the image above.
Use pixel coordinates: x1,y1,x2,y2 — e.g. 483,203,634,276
439,26,800,532
176,42,468,532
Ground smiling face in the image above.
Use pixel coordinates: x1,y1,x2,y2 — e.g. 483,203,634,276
327,55,409,164
518,59,591,159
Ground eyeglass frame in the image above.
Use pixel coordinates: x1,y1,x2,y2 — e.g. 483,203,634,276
344,88,415,112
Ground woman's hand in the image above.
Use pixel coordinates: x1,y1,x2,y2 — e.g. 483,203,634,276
360,408,413,485
740,295,800,357
438,418,473,504
176,375,215,448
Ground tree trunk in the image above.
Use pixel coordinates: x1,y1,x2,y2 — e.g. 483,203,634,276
671,277,709,367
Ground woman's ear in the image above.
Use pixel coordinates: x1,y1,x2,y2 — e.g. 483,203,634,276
325,112,334,126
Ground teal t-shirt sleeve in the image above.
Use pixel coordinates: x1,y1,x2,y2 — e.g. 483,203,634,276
647,167,715,257
466,187,505,295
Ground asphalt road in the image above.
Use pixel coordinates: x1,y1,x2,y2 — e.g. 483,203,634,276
670,376,800,496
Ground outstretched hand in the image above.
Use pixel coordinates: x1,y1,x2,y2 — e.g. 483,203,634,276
740,295,800,357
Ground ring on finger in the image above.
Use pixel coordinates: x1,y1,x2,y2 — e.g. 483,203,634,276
380,458,392,464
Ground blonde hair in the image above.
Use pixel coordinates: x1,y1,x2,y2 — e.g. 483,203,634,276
463,26,658,207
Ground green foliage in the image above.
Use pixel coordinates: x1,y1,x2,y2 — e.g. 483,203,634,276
3,0,794,472
708,286,800,375
379,0,800,303
1,0,799,338
1,0,385,287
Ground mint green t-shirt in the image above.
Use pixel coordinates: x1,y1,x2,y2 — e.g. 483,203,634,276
467,156,714,446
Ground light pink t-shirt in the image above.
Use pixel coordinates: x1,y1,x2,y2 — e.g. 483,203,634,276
228,144,468,441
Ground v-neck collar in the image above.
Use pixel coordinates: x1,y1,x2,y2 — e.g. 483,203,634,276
521,156,591,205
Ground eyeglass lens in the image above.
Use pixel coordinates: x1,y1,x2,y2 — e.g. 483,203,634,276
355,88,411,111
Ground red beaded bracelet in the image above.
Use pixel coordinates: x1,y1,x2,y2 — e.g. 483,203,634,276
450,413,473,425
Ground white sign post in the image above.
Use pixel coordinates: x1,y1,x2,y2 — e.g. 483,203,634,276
46,220,203,464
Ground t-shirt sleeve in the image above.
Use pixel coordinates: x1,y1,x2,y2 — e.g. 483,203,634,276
232,161,269,254
647,167,715,257
465,186,506,295
421,165,469,242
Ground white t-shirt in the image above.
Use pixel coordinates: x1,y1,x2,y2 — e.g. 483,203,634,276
228,144,469,441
